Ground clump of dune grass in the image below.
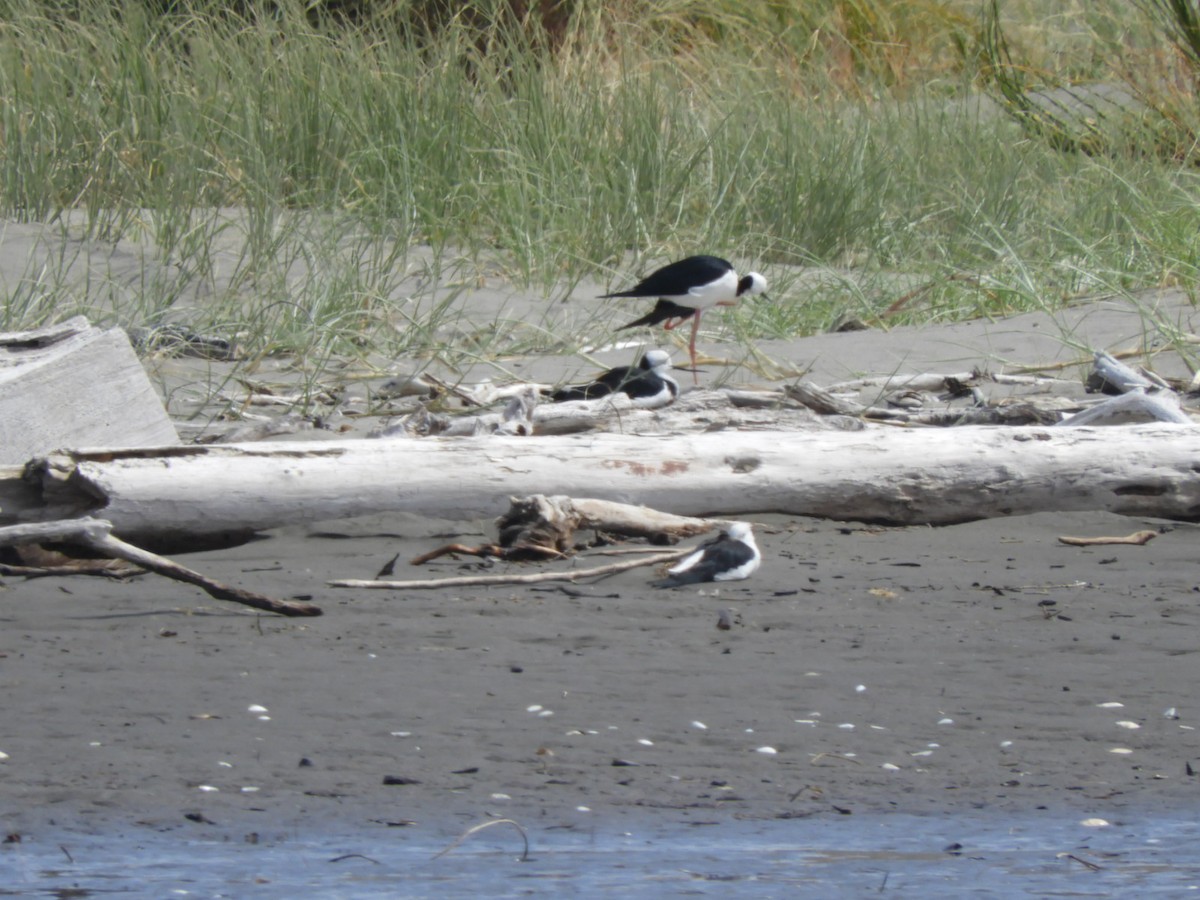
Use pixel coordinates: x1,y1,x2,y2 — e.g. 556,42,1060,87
0,0,1197,412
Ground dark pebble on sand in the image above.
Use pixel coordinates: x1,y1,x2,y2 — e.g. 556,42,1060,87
382,775,422,785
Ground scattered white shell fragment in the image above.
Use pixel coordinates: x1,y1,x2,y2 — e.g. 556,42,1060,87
526,705,543,713
390,731,412,738
256,716,271,722
1109,748,1134,755
838,723,855,730
869,725,888,731
938,718,954,725
881,763,900,771
691,721,707,730
1000,741,1014,748
0,751,8,761
855,685,867,693
576,806,591,812
89,742,102,747
911,750,934,757
538,710,554,718
240,786,260,793
1164,708,1178,718
637,739,654,746
490,793,511,800
755,746,778,755
1180,725,1195,732
1097,702,1124,709
794,720,818,726
744,728,755,733
247,705,268,714
1115,721,1141,730
197,785,219,793
1080,818,1110,828
218,761,233,768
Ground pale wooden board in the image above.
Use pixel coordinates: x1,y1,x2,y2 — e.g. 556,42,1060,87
0,320,177,464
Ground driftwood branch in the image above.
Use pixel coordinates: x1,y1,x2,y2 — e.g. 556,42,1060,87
1056,390,1192,426
410,495,717,565
0,518,321,616
330,549,688,591
1058,530,1158,546
8,424,1200,545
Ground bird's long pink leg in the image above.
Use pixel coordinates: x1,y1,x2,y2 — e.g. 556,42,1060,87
687,312,701,383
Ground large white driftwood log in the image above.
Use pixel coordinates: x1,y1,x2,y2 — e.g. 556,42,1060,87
6,424,1200,544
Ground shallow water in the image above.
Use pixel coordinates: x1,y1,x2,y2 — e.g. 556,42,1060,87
4,811,1199,898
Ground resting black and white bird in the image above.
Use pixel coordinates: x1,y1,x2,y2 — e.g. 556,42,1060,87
547,349,678,409
606,255,768,378
651,521,761,588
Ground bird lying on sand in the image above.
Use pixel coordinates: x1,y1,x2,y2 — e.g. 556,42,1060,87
547,349,679,409
607,255,768,378
652,521,761,588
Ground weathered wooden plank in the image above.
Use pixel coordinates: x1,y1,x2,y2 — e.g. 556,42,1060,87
0,318,177,463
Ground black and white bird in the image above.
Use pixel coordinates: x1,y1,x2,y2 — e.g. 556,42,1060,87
548,348,679,409
652,521,761,588
606,255,768,378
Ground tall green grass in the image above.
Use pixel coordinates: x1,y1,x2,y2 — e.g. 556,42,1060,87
0,0,1195,399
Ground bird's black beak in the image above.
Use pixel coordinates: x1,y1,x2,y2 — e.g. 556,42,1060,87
672,365,703,375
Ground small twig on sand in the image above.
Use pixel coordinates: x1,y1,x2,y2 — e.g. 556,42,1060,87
433,818,530,862
1058,530,1158,547
0,518,322,617
1056,852,1103,871
409,542,566,565
331,549,688,591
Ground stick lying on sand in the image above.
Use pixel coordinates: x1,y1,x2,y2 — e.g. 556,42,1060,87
0,518,322,617
330,549,689,591
1058,530,1158,547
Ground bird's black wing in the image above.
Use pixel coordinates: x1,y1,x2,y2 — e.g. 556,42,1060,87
617,299,697,329
550,365,639,402
602,255,733,298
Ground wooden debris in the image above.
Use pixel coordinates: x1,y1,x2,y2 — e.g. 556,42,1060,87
331,548,688,591
0,541,142,579
1056,390,1192,426
411,495,719,565
1086,350,1170,395
410,542,514,565
783,382,1061,426
1058,530,1158,547
8,423,1200,544
0,317,178,464
0,518,321,616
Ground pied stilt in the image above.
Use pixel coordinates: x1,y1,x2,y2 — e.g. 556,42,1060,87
652,521,761,588
606,255,768,379
548,348,679,409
